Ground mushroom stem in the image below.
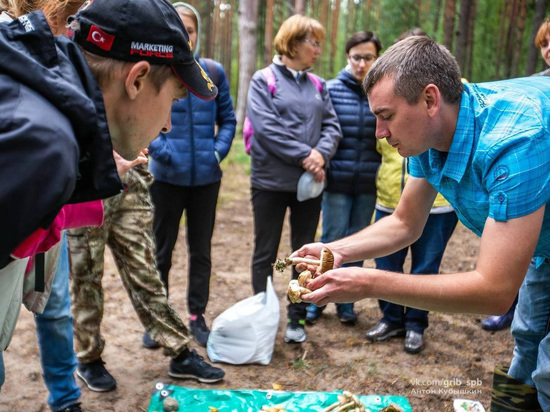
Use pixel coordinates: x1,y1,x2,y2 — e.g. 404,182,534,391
285,257,321,266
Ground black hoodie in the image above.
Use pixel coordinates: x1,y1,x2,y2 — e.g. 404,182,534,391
0,11,122,268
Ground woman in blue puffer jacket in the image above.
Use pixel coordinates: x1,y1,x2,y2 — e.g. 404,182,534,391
148,2,236,347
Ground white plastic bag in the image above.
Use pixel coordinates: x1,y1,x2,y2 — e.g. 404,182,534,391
207,276,279,365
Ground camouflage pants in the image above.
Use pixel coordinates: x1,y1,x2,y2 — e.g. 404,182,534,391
67,164,190,363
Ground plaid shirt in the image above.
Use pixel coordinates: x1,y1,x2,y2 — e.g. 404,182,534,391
409,77,550,258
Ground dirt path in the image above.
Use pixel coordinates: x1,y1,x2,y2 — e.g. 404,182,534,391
1,153,514,411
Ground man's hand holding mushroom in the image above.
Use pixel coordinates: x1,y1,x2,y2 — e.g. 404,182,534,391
288,243,344,274
287,243,371,307
300,266,372,307
286,245,341,304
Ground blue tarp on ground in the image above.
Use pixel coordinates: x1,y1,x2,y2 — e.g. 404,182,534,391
147,383,412,411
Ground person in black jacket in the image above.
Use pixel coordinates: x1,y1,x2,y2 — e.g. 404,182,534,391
0,0,220,392
306,31,382,325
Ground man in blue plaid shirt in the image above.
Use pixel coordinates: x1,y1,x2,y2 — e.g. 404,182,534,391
292,35,550,409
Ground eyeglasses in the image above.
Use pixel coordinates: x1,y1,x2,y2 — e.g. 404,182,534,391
350,54,377,64
304,38,321,49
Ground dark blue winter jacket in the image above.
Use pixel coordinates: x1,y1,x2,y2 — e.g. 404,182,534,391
0,12,122,268
148,58,236,187
325,69,381,194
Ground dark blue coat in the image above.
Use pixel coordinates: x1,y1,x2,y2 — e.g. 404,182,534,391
325,69,381,194
148,58,236,187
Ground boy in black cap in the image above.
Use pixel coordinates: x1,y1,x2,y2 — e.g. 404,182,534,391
0,0,223,388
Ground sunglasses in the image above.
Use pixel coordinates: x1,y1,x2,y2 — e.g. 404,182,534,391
350,54,377,63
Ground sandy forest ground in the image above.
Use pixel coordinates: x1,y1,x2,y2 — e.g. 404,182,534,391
2,145,514,411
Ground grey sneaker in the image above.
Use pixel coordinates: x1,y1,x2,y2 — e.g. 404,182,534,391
284,320,306,343
76,358,116,392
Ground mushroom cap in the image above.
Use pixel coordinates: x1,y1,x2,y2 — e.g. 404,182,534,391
297,270,313,288
287,279,311,303
319,247,334,273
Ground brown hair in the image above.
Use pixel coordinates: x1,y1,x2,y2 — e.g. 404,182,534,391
79,49,173,93
273,14,325,58
535,18,550,49
345,31,382,55
364,36,463,105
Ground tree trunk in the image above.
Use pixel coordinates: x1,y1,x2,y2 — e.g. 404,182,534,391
236,0,260,128
465,0,477,80
511,0,527,78
504,0,520,78
433,0,442,33
319,0,330,74
264,0,274,66
295,0,306,14
495,1,509,79
365,0,373,29
209,1,220,60
346,0,355,41
526,0,548,75
200,2,213,58
455,0,472,72
224,0,234,83
442,0,456,52
329,0,341,76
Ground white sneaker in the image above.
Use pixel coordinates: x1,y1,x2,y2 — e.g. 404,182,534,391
285,323,306,343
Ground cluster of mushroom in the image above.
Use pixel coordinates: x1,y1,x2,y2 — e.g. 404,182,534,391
323,391,365,412
282,247,334,304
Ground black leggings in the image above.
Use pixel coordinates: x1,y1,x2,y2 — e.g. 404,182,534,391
150,180,220,315
251,188,322,320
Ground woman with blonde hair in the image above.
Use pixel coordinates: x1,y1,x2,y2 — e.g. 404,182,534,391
246,14,341,343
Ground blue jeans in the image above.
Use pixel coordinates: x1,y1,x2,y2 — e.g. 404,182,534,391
34,234,80,411
509,258,550,409
374,210,458,334
321,192,376,266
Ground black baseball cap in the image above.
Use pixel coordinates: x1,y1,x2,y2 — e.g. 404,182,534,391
70,0,217,100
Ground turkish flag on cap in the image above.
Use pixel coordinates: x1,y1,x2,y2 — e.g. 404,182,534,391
86,25,114,51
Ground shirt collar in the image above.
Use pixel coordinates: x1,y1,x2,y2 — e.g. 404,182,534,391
438,89,475,183
272,55,309,80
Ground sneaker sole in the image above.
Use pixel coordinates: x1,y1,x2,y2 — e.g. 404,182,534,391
365,329,405,342
339,318,358,325
284,335,307,344
76,370,117,392
404,345,423,354
168,371,224,383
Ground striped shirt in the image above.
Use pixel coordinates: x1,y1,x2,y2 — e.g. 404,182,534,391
409,77,550,258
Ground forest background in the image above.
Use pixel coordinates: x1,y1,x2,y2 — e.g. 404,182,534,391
183,0,550,128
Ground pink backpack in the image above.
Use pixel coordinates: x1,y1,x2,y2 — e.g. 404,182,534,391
243,67,323,155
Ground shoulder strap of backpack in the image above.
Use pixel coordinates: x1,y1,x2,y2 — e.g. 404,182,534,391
260,66,277,95
201,58,220,87
306,72,323,93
